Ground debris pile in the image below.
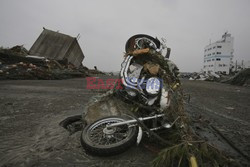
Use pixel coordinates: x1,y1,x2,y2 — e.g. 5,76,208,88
180,69,250,87
0,49,89,80
184,72,221,81
0,45,29,56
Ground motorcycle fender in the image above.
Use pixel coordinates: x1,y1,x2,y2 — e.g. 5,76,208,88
137,127,143,145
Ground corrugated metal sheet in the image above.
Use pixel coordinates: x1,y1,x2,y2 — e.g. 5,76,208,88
29,28,84,67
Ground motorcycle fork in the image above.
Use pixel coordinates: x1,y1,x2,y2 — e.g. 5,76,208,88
106,114,171,131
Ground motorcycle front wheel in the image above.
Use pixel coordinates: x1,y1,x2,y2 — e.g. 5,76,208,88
80,116,138,156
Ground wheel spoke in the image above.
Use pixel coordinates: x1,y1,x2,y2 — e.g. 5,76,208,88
87,118,133,146
112,135,123,141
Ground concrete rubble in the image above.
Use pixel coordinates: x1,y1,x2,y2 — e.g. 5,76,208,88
29,28,85,68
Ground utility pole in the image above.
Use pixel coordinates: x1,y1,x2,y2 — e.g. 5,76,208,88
235,60,237,72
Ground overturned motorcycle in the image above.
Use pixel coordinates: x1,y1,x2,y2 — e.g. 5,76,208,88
80,34,181,156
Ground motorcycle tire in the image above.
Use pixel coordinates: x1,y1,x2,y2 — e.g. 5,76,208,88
125,34,161,53
80,116,138,156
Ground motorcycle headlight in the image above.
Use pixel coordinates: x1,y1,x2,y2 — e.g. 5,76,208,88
145,77,160,95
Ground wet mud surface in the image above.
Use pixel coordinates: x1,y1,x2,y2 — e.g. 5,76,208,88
0,78,249,166
182,80,250,166
0,78,156,167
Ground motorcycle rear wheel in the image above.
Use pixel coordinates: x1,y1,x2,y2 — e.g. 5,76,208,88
80,116,138,156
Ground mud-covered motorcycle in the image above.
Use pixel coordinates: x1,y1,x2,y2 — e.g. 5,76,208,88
80,34,180,156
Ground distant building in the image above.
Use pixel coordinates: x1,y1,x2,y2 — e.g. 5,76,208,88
29,28,84,68
203,32,234,74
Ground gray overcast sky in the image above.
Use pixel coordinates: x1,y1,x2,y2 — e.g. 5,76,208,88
0,0,249,72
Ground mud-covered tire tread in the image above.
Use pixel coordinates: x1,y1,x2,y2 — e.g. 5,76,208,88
125,34,161,53
80,116,138,156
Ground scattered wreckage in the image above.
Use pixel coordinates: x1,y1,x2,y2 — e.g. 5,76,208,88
188,72,220,81
0,46,103,80
180,69,250,86
72,34,236,166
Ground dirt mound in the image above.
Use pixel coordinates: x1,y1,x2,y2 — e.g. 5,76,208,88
225,68,250,86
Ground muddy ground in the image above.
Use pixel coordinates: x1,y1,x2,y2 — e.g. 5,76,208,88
182,80,250,166
0,78,249,166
